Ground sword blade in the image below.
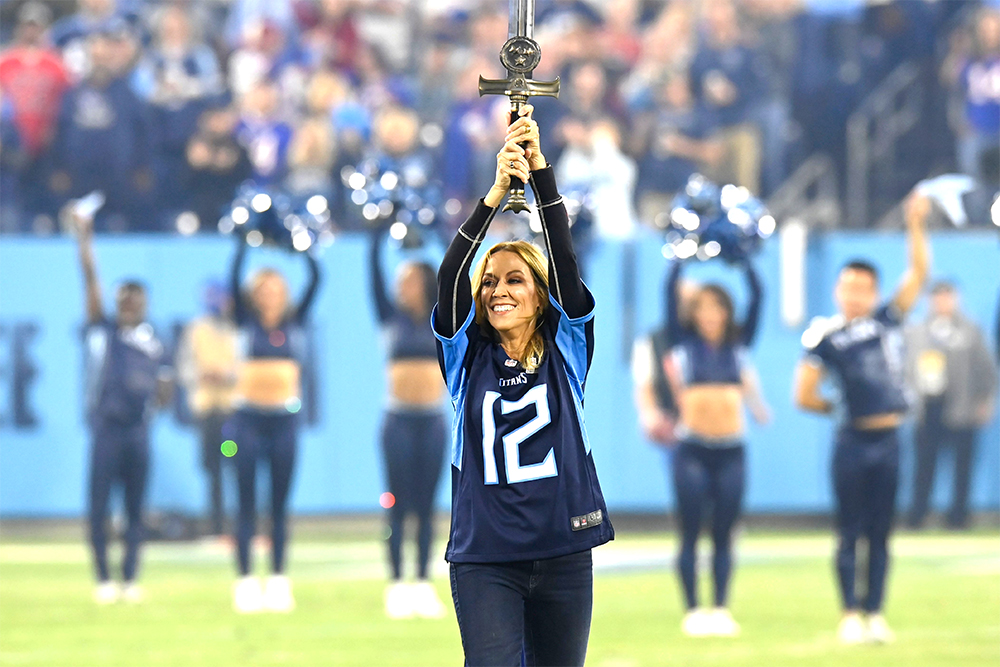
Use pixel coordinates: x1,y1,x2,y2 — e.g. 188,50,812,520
508,0,534,39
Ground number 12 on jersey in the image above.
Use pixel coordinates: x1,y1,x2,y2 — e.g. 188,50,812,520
481,384,557,485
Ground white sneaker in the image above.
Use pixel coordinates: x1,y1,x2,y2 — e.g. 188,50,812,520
121,583,144,604
866,614,896,644
681,608,713,637
93,581,120,605
837,613,866,645
410,581,447,619
708,608,740,637
233,576,264,614
263,575,295,613
384,582,415,620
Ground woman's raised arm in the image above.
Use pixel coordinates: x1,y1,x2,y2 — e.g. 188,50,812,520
514,107,590,318
435,132,531,337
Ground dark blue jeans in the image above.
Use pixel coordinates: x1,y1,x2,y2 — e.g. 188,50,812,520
833,426,899,613
381,409,446,580
450,550,593,667
88,418,149,583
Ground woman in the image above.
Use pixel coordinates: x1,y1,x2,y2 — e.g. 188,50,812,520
663,261,769,637
229,240,320,613
433,106,613,666
367,229,447,619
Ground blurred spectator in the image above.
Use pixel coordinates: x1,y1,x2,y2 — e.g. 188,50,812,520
537,0,603,30
0,88,26,230
177,280,239,537
0,3,69,159
689,0,764,193
352,43,414,112
620,2,695,108
415,36,459,127
134,3,223,224
630,71,723,225
185,105,253,229
228,18,310,108
906,281,998,530
943,7,1000,183
134,4,222,106
286,116,337,199
742,0,799,196
468,7,508,64
298,0,363,76
441,56,505,211
49,22,154,232
224,0,298,51
304,69,369,202
50,0,133,82
597,0,644,73
235,79,294,186
364,105,435,198
0,2,70,231
556,117,638,239
538,60,621,166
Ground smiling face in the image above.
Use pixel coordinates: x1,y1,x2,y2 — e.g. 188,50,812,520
478,250,543,341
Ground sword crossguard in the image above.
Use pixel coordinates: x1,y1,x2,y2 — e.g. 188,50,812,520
477,75,561,101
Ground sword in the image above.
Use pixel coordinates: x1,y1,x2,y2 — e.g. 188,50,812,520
478,0,560,214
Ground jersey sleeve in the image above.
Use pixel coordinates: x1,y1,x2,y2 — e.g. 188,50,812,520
875,301,903,327
432,301,480,400
547,284,596,401
631,336,654,385
801,317,833,368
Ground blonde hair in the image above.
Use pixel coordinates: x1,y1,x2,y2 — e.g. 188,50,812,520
471,241,549,373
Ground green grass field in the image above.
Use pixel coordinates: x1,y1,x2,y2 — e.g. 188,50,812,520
0,528,997,666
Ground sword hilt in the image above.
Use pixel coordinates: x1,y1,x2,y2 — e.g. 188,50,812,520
479,78,560,214
504,103,530,214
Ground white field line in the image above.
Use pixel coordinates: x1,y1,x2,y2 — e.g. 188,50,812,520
2,535,997,580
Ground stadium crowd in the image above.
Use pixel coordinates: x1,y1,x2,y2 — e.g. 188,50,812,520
0,0,997,235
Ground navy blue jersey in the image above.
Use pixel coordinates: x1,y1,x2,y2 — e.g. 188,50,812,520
84,319,164,426
803,302,909,422
433,289,613,563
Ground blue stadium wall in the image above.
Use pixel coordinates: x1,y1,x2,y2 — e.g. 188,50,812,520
1,231,997,517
